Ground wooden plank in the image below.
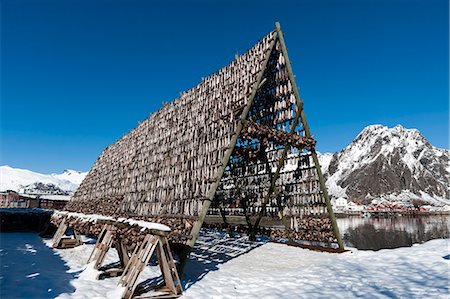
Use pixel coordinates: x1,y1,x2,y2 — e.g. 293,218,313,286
120,235,159,299
160,238,182,294
126,238,158,299
119,242,141,286
88,225,113,268
119,234,182,299
87,224,109,263
73,230,82,246
116,239,130,267
157,239,176,295
94,229,114,269
59,238,79,248
52,219,67,248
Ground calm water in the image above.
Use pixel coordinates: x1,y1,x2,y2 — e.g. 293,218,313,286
0,233,75,299
337,215,450,250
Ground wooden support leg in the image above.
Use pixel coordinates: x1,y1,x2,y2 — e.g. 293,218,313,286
97,238,131,280
87,224,110,264
94,229,114,269
159,237,182,295
119,235,159,299
52,219,68,248
116,238,130,268
118,234,182,299
52,218,83,249
157,240,177,295
73,230,83,246
119,242,141,286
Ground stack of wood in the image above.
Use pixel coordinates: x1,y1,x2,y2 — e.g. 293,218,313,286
269,228,336,244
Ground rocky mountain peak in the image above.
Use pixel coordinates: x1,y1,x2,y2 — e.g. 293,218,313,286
321,125,449,206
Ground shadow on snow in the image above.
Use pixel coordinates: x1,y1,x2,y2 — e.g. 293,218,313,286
0,232,77,299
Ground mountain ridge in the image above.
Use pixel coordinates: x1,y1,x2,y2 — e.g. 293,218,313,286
318,124,450,206
0,165,87,195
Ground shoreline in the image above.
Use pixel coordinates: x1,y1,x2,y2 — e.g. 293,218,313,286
334,210,450,217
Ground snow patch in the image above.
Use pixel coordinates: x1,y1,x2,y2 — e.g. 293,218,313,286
26,272,40,278
54,211,171,232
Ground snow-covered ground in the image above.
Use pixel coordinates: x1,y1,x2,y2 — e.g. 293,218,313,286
36,232,450,299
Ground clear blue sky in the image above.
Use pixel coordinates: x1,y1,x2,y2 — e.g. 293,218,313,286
1,0,448,173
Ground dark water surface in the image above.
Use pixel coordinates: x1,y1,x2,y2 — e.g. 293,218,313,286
337,215,450,250
0,232,75,299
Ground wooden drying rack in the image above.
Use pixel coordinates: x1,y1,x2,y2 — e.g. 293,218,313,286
52,216,183,299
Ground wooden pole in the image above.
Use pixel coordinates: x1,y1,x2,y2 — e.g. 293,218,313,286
251,89,304,233
275,21,344,249
186,33,278,248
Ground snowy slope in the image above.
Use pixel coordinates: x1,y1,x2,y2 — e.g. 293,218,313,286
52,170,86,186
318,125,450,206
0,166,87,195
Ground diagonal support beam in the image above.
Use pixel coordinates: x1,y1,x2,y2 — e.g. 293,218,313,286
275,21,344,249
186,33,278,248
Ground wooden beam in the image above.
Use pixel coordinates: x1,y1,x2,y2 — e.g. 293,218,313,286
275,21,344,250
157,239,177,294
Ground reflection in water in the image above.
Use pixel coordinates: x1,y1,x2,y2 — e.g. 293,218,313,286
337,215,450,250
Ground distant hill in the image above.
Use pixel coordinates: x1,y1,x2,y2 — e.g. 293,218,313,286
319,125,450,206
0,166,87,196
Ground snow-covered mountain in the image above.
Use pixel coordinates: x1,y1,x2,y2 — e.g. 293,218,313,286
319,125,450,206
0,166,87,195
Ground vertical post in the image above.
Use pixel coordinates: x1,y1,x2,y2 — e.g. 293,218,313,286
275,21,344,249
186,34,278,248
115,239,130,267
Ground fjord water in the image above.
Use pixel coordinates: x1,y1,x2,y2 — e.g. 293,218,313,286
338,215,450,250
0,232,75,299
